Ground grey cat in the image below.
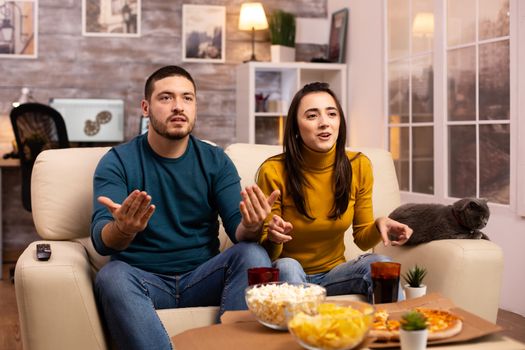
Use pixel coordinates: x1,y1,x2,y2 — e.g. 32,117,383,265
388,198,490,246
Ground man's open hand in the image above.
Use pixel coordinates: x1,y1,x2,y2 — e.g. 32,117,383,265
237,185,279,241
98,190,156,238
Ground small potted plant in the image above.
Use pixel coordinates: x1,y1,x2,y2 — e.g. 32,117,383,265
400,310,428,350
403,265,427,299
268,9,296,62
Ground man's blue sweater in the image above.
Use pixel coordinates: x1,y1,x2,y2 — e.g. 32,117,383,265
91,134,242,274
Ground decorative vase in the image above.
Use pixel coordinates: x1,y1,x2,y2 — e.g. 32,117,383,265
404,284,427,300
399,328,428,350
271,45,295,63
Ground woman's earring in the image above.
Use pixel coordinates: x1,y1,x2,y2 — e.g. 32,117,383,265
295,134,299,139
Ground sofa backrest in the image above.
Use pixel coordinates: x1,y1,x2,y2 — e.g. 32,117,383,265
31,143,400,268
32,147,111,240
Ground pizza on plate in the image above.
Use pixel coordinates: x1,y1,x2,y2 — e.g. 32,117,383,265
370,307,463,341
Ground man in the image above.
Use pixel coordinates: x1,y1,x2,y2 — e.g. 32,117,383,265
91,65,278,350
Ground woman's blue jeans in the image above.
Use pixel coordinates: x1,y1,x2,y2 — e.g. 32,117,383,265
94,242,271,350
273,253,405,303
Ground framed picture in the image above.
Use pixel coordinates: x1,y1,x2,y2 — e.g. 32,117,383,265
0,0,38,58
327,8,348,63
82,0,140,37
182,4,225,63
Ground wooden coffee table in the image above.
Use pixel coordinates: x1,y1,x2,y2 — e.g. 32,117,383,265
172,293,525,349
171,320,525,350
428,335,525,349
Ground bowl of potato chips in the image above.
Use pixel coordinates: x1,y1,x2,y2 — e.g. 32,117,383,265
287,300,374,350
245,282,326,330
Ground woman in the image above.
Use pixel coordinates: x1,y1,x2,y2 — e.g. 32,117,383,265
256,82,412,302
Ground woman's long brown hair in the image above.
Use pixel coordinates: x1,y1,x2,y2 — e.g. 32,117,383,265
283,82,351,220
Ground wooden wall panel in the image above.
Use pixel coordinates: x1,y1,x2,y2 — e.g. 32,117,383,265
1,0,327,145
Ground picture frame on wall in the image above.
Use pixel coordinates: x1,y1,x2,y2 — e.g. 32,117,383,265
0,0,38,58
82,0,140,37
327,8,348,63
182,4,225,63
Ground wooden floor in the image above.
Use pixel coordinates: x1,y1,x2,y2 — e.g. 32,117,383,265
1,262,525,350
1,264,22,350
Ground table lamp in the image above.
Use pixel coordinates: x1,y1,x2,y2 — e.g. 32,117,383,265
12,87,33,108
238,2,268,62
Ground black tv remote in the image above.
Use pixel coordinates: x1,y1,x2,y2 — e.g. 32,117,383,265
36,243,52,261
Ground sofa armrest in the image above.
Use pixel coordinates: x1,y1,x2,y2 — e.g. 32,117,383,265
15,241,108,350
375,239,503,323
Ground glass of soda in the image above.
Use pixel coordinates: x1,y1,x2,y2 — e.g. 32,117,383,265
371,262,401,303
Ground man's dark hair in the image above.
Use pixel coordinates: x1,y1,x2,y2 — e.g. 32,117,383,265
144,65,197,101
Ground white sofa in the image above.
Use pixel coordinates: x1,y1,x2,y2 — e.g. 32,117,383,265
15,143,503,350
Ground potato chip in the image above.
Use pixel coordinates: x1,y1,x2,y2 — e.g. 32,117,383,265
288,302,374,350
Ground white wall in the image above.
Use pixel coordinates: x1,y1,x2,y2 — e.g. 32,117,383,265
487,208,525,316
325,0,525,317
328,0,386,149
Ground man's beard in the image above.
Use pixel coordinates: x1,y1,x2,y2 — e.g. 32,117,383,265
148,112,194,140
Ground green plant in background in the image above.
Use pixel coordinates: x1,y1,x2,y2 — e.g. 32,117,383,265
403,265,428,288
268,10,296,47
400,311,428,331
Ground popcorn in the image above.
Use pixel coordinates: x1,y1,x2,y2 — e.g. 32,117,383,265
245,282,326,330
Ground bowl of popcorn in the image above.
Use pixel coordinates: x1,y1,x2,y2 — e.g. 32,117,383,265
245,282,327,331
287,301,374,350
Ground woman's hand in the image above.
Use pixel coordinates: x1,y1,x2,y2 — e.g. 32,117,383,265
375,216,413,246
268,215,293,244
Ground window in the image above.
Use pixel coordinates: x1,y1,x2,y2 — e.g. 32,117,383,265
386,0,511,205
387,0,435,194
446,0,510,204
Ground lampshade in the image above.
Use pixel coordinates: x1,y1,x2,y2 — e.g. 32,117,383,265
238,2,268,31
412,12,434,37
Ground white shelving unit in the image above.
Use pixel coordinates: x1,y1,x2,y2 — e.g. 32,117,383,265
236,62,347,145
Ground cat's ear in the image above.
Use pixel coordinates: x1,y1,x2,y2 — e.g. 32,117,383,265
468,201,480,210
456,198,470,211
479,197,489,204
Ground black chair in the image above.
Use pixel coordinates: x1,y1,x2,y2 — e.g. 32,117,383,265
10,103,70,212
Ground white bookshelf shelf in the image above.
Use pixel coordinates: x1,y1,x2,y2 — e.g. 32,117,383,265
236,62,347,145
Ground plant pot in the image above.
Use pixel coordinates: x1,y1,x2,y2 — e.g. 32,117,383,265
400,328,428,350
271,45,295,63
404,284,427,300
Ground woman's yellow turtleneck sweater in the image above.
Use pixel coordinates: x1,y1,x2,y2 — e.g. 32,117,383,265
257,144,382,274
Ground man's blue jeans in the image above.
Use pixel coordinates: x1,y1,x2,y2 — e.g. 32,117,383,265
273,253,404,303
94,242,271,350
